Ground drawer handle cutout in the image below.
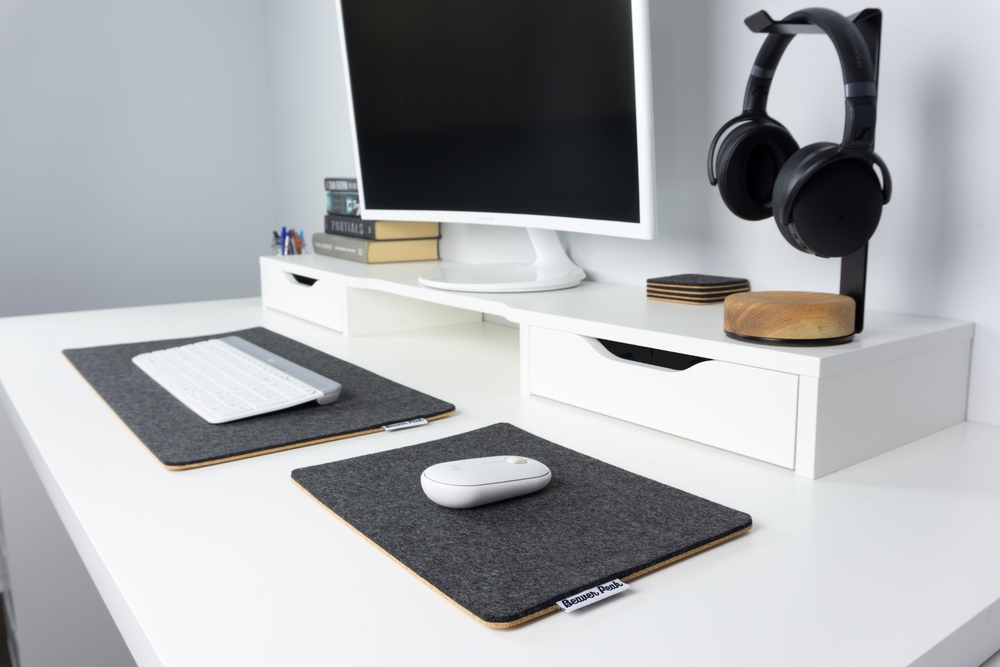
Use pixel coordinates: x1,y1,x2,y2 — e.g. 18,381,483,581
598,339,709,371
290,274,317,286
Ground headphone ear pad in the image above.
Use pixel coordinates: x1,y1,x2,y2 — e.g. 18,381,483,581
773,142,884,257
715,122,799,220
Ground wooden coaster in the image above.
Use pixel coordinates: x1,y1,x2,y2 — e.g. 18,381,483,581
646,274,749,304
647,292,738,305
723,291,856,346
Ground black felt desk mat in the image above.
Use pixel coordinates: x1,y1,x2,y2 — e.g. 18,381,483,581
63,327,455,469
292,422,752,628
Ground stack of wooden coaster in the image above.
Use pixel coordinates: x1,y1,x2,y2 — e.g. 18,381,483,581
646,274,750,304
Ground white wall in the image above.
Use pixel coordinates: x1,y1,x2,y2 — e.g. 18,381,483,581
0,0,273,317
261,0,1000,428
695,0,1000,428
261,1,355,244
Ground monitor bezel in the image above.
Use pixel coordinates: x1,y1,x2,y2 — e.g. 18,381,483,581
335,0,656,242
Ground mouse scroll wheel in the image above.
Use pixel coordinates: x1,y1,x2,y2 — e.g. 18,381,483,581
505,456,528,464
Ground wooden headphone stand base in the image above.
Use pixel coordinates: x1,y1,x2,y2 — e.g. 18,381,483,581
724,291,856,346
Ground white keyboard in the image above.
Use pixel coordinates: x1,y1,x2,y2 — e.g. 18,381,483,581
132,336,342,424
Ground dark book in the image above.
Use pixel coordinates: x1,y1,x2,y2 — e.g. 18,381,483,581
324,214,440,241
326,192,360,216
313,232,439,264
324,177,359,192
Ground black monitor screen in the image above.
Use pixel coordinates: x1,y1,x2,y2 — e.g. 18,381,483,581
339,0,642,224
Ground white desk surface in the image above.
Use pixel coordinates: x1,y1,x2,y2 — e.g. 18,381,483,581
0,298,998,667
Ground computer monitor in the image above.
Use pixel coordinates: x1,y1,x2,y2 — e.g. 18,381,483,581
335,0,656,292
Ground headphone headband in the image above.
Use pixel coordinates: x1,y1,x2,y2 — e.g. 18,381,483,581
707,7,890,261
742,7,878,149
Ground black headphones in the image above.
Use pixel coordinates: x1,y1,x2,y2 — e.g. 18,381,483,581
707,7,892,258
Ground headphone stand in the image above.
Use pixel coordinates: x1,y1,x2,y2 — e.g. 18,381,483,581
840,243,868,333
745,8,882,57
721,8,879,346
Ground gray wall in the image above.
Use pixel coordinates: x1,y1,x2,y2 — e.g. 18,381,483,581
0,2,273,665
0,0,273,316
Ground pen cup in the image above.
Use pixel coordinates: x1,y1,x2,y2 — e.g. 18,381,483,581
272,232,308,256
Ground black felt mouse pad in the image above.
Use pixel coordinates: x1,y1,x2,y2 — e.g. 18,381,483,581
291,422,752,628
63,327,455,469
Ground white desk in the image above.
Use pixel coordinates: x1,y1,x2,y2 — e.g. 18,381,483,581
0,298,998,666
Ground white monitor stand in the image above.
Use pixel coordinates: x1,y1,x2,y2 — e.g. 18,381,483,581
417,228,586,293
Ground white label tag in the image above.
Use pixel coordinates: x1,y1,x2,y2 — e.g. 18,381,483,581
556,579,630,612
382,418,429,432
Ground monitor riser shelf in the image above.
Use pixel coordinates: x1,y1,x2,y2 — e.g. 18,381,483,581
260,254,973,478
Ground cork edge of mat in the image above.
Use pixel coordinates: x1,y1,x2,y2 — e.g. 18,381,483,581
292,478,752,630
161,410,456,471
65,354,456,470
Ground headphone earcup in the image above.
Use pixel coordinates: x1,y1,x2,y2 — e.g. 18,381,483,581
773,143,885,257
714,121,799,220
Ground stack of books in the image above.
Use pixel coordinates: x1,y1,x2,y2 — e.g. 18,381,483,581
313,177,441,263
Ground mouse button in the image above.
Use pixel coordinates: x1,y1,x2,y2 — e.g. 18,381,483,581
421,457,496,486
421,462,467,486
422,456,540,486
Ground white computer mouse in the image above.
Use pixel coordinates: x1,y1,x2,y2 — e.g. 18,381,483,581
420,455,552,509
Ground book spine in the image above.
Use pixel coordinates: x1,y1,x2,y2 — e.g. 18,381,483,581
312,233,370,263
324,214,375,239
323,177,359,192
326,192,360,216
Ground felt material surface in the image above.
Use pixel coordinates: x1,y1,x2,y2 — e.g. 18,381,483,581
292,422,752,628
63,328,455,469
647,273,749,289
647,274,750,304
